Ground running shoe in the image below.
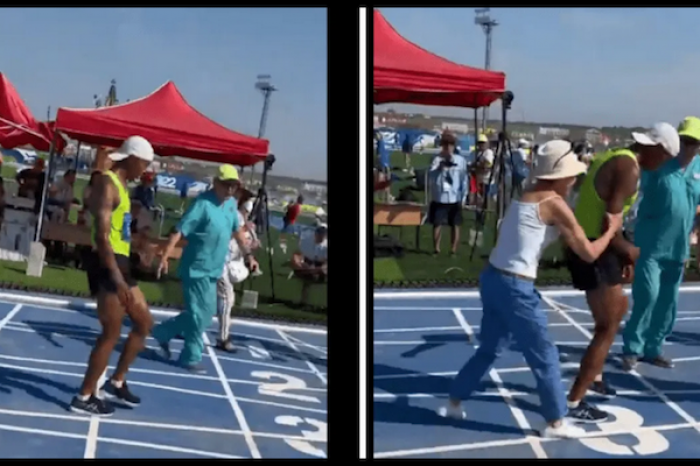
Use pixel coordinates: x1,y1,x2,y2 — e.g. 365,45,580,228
566,400,609,423
70,395,115,417
155,340,172,360
641,354,674,368
183,363,207,375
102,380,141,407
540,420,586,439
215,339,237,353
587,380,617,399
621,354,639,372
437,403,466,420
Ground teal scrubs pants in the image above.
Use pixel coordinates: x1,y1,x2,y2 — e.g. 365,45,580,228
152,276,218,366
622,255,684,358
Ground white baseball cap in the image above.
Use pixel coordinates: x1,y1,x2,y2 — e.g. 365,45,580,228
243,200,254,213
109,135,155,162
533,140,588,180
631,122,680,157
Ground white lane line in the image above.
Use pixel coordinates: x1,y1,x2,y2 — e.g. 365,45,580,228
276,329,327,386
0,304,23,332
451,308,547,459
203,332,261,458
544,296,700,437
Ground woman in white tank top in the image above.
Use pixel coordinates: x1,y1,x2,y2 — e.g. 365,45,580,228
439,140,624,439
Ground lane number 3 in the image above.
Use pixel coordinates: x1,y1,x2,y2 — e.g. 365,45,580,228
579,405,669,456
275,415,327,458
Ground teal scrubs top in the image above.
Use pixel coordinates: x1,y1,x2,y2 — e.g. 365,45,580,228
176,190,240,279
635,157,700,262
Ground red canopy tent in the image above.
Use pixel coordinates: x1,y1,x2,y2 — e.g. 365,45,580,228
0,73,64,152
373,9,506,108
54,81,269,166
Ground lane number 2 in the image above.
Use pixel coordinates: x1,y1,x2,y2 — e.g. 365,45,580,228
275,415,327,458
579,405,669,456
251,371,321,404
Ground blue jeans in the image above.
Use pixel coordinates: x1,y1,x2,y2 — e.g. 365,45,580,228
449,265,567,422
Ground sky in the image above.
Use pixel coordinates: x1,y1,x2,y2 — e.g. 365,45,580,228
0,7,327,180
376,7,700,128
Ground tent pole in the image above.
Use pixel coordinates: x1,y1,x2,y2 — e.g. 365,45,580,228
34,132,59,242
73,142,81,171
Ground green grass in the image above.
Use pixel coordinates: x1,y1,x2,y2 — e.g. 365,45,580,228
375,150,700,287
374,151,581,286
0,163,327,324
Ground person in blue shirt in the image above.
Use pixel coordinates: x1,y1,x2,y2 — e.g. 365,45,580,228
375,132,392,201
622,117,700,371
152,164,259,373
428,131,468,255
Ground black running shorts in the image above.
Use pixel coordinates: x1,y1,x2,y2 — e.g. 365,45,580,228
84,251,138,297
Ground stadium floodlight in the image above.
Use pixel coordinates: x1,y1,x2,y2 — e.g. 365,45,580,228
474,8,498,131
255,74,277,139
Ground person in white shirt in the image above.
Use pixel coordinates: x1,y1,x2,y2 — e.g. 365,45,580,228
439,140,623,439
215,198,256,353
468,134,495,205
291,223,328,306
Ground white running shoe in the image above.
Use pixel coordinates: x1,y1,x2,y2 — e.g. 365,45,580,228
437,403,466,420
540,420,586,439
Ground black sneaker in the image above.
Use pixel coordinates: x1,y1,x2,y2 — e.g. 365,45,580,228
70,395,115,417
566,400,610,424
102,380,141,407
587,380,617,399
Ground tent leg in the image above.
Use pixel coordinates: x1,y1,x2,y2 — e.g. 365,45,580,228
34,133,59,242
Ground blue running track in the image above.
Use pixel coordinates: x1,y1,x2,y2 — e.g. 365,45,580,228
374,285,700,458
0,291,327,458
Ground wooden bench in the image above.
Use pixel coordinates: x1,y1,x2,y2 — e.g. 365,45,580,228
41,222,185,260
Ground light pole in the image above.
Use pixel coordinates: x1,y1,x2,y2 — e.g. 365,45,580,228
475,8,498,133
247,74,277,183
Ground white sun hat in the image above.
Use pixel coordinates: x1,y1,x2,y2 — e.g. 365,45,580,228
631,122,680,157
532,140,588,180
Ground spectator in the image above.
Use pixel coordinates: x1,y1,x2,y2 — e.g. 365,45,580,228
402,133,413,169
375,132,392,202
133,172,156,211
291,223,328,307
215,196,259,353
47,169,77,223
16,159,47,214
467,135,494,206
428,131,467,255
283,195,303,233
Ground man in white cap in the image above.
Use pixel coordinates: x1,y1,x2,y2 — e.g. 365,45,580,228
71,135,156,417
564,123,679,423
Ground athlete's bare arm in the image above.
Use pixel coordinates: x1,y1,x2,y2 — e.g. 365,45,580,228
547,197,623,263
602,157,640,260
89,175,123,282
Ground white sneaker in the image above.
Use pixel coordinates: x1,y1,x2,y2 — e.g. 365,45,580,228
437,403,466,420
540,420,586,439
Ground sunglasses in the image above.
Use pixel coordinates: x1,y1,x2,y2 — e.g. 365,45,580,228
551,143,575,170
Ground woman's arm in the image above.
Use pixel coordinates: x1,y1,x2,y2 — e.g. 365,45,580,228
548,197,623,263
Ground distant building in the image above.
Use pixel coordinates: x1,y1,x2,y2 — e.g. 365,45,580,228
538,127,570,138
585,128,603,144
441,122,469,134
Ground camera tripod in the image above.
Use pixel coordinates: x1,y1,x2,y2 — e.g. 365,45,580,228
249,154,277,300
468,92,520,261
